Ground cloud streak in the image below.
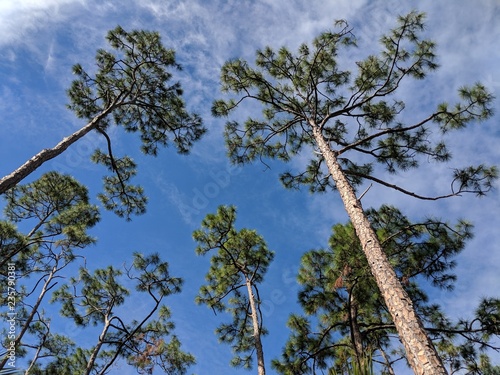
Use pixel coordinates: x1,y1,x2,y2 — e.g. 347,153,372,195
1,0,499,372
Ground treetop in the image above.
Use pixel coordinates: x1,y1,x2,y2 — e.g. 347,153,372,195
213,11,497,198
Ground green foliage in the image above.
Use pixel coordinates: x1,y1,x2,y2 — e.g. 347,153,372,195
0,174,193,374
53,266,130,327
0,172,100,371
67,25,205,155
0,171,99,282
0,221,27,270
3,171,100,250
91,150,147,220
193,205,274,369
432,298,500,373
476,299,500,336
49,252,193,374
67,26,206,219
478,354,500,375
214,11,497,198
27,334,78,374
272,206,499,374
127,333,196,375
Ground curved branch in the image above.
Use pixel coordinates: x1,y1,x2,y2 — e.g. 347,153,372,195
347,171,459,200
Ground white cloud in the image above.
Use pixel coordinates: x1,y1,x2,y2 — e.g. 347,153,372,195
0,0,83,46
0,1,499,372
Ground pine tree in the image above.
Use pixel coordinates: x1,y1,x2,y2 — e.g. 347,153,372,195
0,173,194,374
0,26,206,219
212,11,497,374
193,205,274,375
271,206,500,374
50,253,194,375
0,172,99,370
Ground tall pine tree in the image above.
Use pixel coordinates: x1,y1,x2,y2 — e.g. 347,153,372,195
0,172,99,370
0,173,194,374
212,11,497,374
194,205,274,375
272,206,500,374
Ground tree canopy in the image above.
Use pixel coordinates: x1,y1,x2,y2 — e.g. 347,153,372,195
0,26,206,220
213,12,497,198
0,173,194,374
211,10,498,374
272,205,500,374
194,205,274,374
0,6,498,375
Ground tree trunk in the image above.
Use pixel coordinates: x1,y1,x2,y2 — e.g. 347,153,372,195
245,278,266,375
348,293,364,368
25,340,44,375
312,126,447,375
0,261,58,370
0,107,113,195
87,316,111,375
380,347,397,375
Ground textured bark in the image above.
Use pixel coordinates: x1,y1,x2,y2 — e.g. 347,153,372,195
246,278,266,375
0,108,112,195
312,126,447,375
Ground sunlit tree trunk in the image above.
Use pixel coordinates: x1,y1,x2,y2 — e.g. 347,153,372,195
246,278,266,375
312,126,447,375
86,317,111,375
0,107,113,194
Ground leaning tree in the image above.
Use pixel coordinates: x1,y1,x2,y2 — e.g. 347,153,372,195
0,26,206,219
212,11,497,375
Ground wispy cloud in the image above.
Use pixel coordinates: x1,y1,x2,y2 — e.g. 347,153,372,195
1,0,498,371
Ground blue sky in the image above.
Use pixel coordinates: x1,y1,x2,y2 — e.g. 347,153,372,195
1,0,499,374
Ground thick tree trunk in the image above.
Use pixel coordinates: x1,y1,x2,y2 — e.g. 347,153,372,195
0,108,112,195
245,278,266,375
312,126,447,375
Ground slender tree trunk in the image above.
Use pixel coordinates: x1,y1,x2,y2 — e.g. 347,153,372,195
25,340,44,375
0,107,113,195
312,126,447,375
348,292,364,367
0,261,58,370
87,317,111,375
245,278,266,375
380,347,396,375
